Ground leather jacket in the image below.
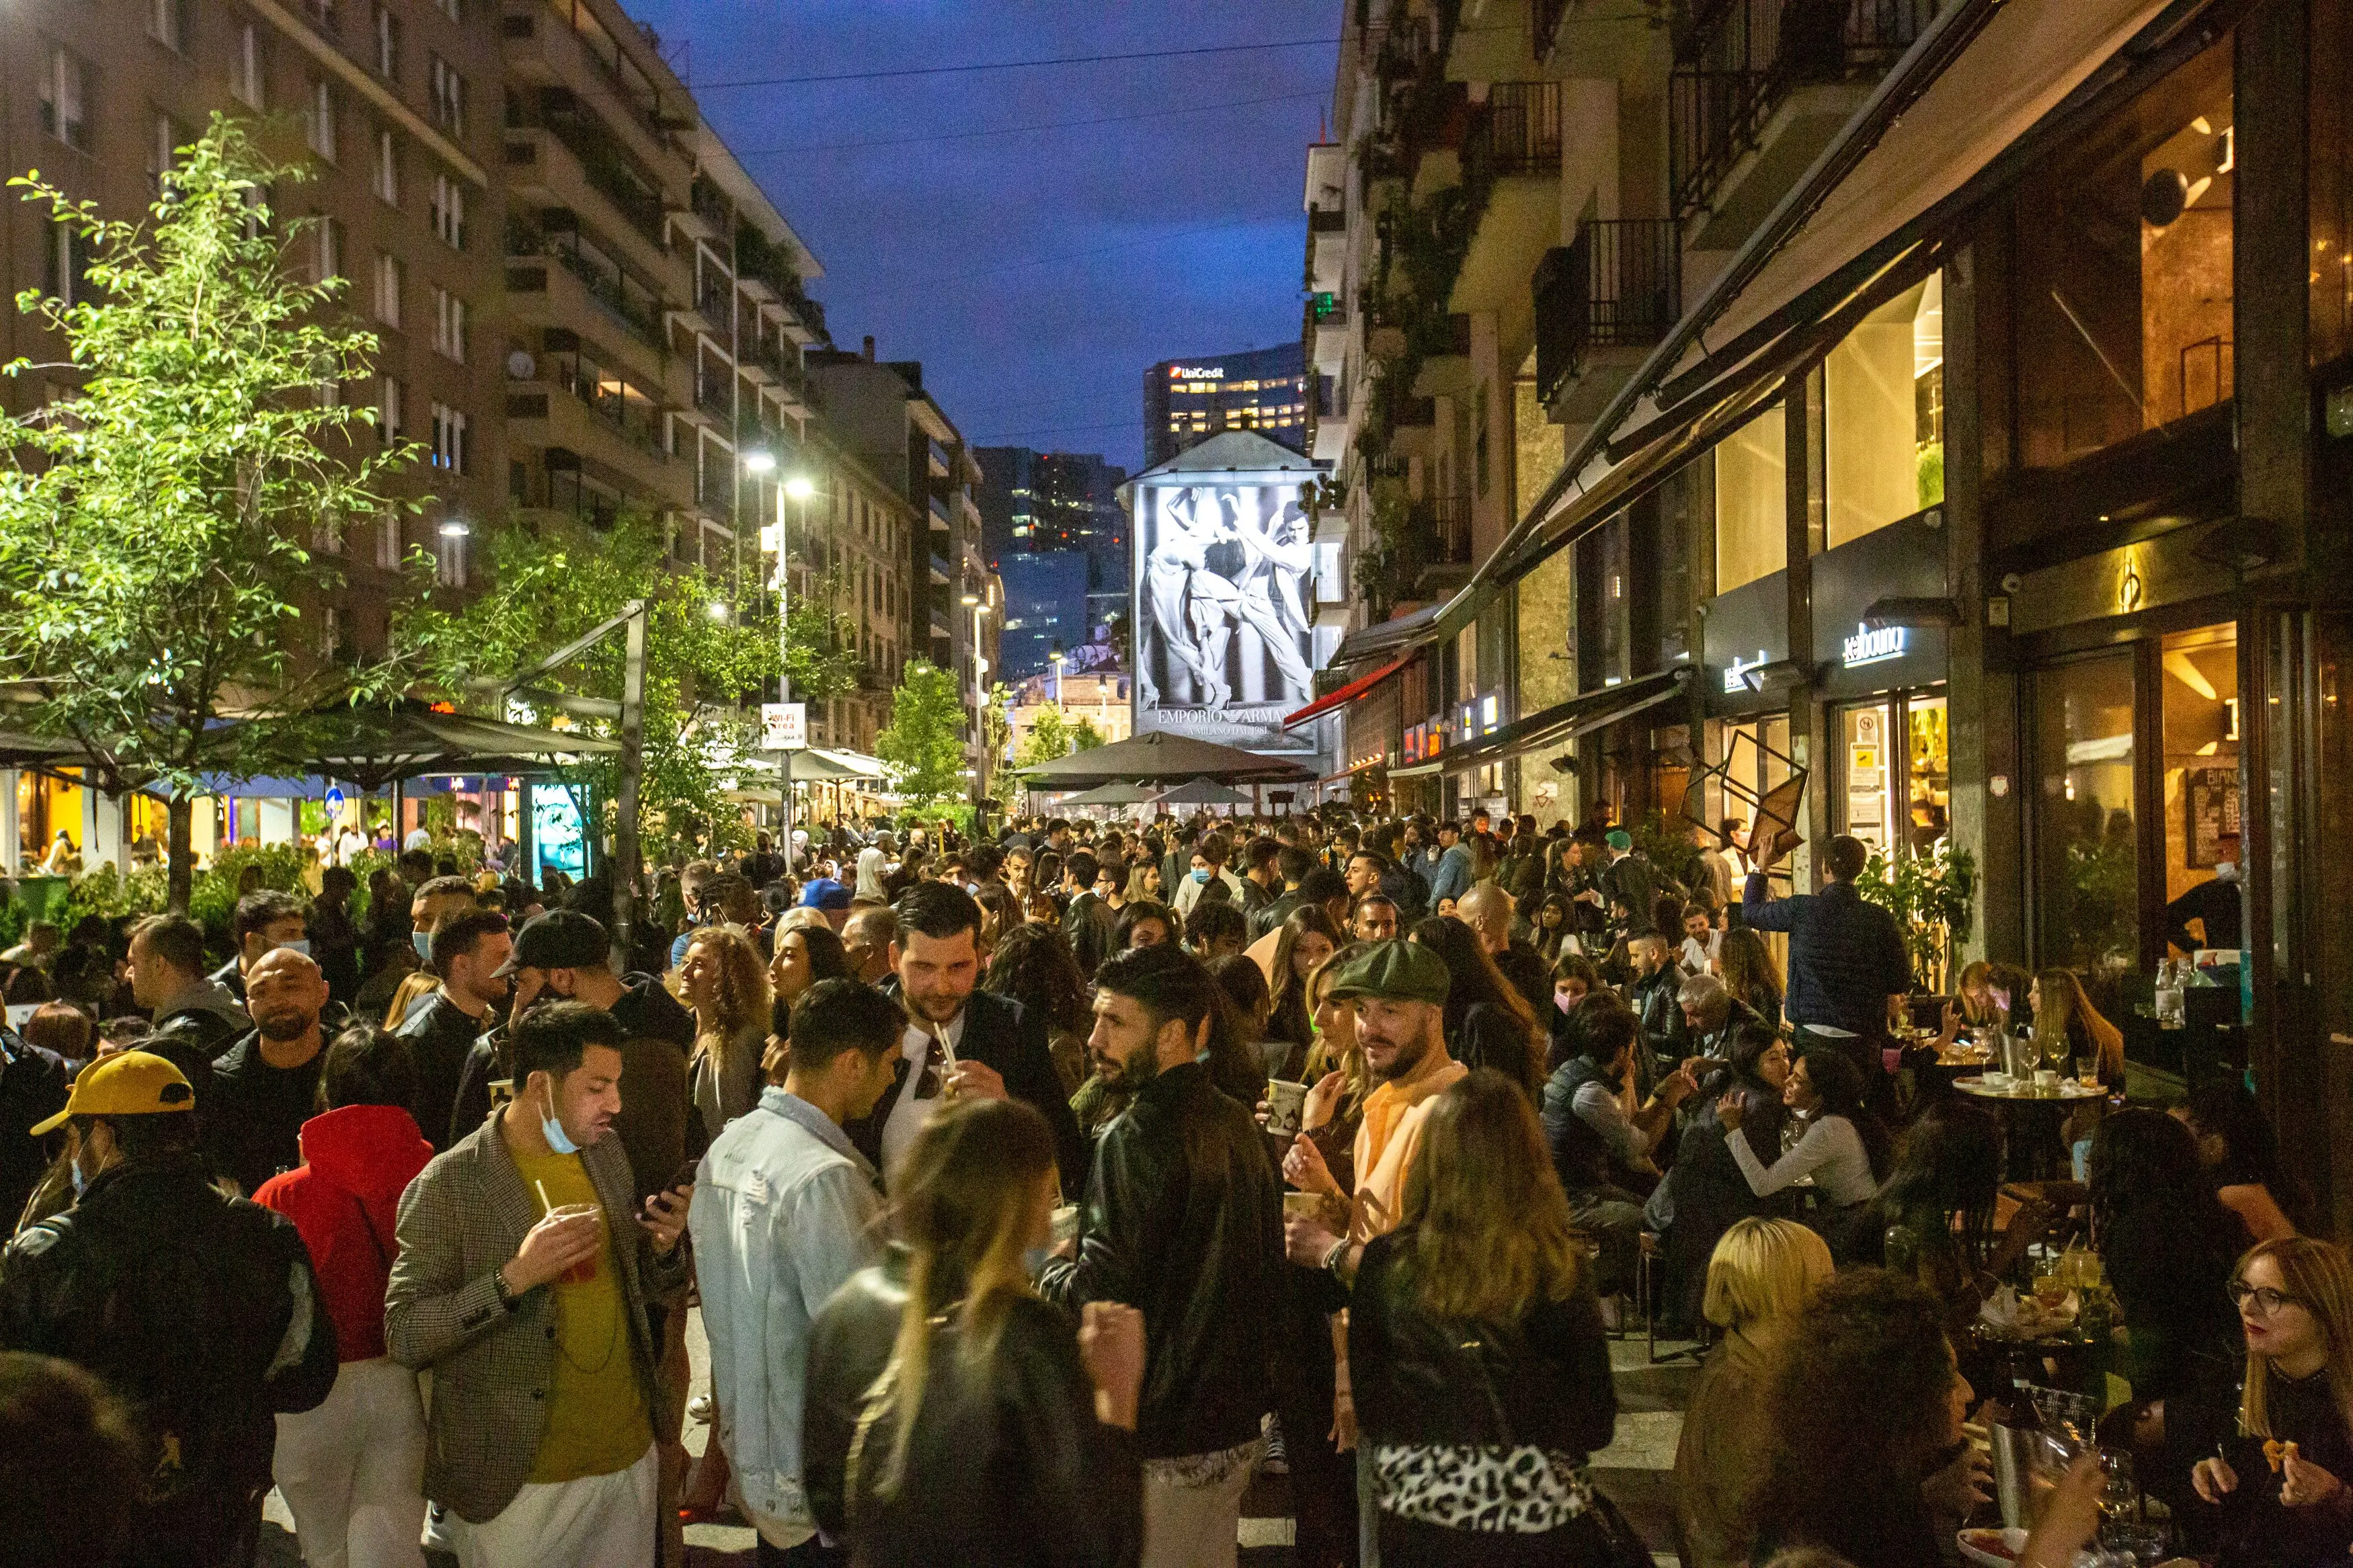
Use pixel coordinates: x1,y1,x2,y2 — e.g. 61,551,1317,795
393,988,489,1153
803,1250,1141,1567
1037,1059,1283,1460
1349,1229,1617,1456
0,1155,339,1557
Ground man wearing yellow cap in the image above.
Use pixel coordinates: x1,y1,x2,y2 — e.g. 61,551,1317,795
0,1050,339,1566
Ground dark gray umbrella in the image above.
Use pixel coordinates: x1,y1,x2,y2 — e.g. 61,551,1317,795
1013,729,1314,788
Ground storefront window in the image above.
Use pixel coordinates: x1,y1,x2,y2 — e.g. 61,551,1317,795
1840,703,1897,854
1825,275,1944,548
2160,622,2241,952
1909,696,1950,850
2032,654,2139,973
2013,36,2233,468
1713,407,1786,593
1833,694,1948,857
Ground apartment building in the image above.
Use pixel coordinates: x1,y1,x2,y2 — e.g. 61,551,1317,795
1303,0,1929,820
0,0,510,651
808,343,999,769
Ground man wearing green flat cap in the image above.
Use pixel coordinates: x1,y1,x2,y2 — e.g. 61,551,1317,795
1277,940,1464,1280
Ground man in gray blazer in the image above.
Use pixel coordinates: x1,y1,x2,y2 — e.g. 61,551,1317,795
387,1000,692,1568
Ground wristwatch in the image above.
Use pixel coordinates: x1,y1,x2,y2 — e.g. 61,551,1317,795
493,1266,521,1313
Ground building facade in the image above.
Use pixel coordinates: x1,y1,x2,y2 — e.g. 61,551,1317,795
973,445,1131,662
1306,0,2353,1232
1143,341,1311,468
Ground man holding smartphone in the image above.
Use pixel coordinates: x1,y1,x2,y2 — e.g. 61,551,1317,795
386,1001,692,1568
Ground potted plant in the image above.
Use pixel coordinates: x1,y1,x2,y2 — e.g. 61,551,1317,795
1858,842,1979,995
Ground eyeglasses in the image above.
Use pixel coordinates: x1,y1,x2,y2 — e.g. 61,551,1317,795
2229,1282,2304,1316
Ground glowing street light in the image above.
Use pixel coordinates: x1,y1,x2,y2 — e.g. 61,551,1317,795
784,475,815,501
742,450,776,474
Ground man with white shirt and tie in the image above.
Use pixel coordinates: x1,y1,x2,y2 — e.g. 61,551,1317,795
842,880,1088,1196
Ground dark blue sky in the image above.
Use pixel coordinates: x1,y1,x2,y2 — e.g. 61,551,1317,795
622,2,1340,474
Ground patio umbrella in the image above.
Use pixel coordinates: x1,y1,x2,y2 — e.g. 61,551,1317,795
1012,730,1315,788
1053,781,1156,807
296,706,618,790
1152,779,1251,807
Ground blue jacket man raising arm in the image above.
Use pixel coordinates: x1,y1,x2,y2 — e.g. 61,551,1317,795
1741,835,1911,1068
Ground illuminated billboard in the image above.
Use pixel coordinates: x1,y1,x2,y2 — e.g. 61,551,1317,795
1122,433,1333,757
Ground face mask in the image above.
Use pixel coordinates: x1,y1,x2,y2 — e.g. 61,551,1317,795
539,1081,580,1156
412,930,434,962
1555,991,1577,1016
69,1155,86,1198
1191,868,1211,884
278,939,312,958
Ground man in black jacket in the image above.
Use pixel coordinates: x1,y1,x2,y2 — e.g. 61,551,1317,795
208,948,332,1198
842,881,1089,1197
0,1050,338,1567
394,908,512,1151
1037,944,1283,1568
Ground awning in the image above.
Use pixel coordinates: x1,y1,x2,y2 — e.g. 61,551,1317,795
1356,0,2192,659
1282,654,1412,731
1431,668,1694,777
1388,760,1443,780
1330,604,1445,669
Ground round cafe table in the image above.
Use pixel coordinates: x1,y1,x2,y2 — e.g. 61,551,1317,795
1954,1075,2105,1180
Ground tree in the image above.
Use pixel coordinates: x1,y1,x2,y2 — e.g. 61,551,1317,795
980,681,1014,772
875,661,967,813
0,117,424,909
1014,702,1108,768
401,514,849,862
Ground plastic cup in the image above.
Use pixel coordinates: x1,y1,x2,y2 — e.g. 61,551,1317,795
547,1202,601,1284
1265,1078,1310,1137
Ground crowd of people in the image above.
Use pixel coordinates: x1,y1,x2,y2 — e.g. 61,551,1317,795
0,805,2335,1568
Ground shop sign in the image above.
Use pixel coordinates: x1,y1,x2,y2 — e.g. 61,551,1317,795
1841,624,1908,669
760,702,807,751
1724,650,1773,694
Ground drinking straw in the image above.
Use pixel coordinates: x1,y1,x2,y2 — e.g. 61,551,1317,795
535,1178,553,1216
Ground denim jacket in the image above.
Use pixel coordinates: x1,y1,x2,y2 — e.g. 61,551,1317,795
687,1087,884,1541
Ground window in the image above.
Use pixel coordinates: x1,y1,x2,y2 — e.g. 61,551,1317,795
1824,274,1944,548
44,220,91,306
374,128,398,204
149,114,186,198
234,24,264,109
314,216,344,284
428,56,465,136
40,47,91,153
307,80,337,162
374,253,402,328
432,287,466,362
1712,407,1787,593
376,376,403,444
373,5,401,79
2032,653,2139,972
436,520,467,593
2013,34,2234,468
147,0,190,51
431,403,467,474
430,173,465,249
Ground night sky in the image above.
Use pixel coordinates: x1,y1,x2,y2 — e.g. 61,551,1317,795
619,2,1341,474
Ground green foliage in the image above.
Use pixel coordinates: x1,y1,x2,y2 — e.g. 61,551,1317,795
980,682,1014,770
1014,704,1105,768
1858,842,1979,991
399,513,796,864
52,841,310,954
0,116,426,908
1628,810,1706,897
875,661,969,814
1917,443,1946,510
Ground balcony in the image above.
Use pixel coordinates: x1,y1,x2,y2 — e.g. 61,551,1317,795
1672,0,1939,247
508,379,686,509
1412,313,1476,399
1404,493,1476,599
1450,83,1566,317
735,221,829,345
508,218,673,375
504,119,678,288
1534,220,1683,414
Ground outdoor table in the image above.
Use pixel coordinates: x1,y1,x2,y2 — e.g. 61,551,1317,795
1954,1075,2105,1180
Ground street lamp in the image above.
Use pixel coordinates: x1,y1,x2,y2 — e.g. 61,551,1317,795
1049,641,1066,707
742,449,776,476
752,453,814,872
961,593,990,816
785,475,815,502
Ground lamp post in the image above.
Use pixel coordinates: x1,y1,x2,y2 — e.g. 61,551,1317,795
962,591,990,821
1049,641,1066,708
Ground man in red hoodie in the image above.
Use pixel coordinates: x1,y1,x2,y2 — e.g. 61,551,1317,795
255,1025,436,1568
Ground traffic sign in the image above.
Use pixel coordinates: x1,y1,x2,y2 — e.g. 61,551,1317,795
323,786,346,812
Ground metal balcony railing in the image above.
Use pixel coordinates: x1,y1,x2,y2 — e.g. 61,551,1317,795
1534,220,1685,405
1669,0,1939,217
1429,494,1474,564
1466,82,1564,184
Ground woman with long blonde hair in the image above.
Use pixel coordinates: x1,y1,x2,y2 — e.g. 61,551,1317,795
1349,1069,1618,1564
1674,1219,1835,1568
676,925,771,1141
2191,1236,2353,1560
800,1097,1144,1565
